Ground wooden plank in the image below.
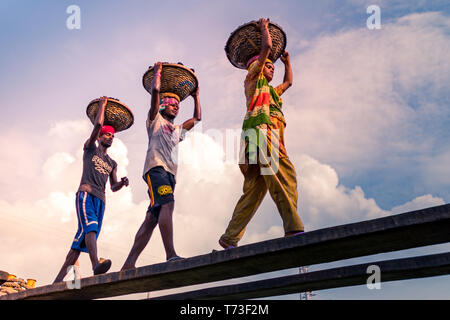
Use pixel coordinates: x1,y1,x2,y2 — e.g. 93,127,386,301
2,203,449,300
148,252,450,300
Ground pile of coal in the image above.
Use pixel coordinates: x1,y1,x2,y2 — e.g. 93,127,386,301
0,274,36,296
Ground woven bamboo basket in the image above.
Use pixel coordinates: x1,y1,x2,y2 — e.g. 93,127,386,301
142,63,198,102
225,20,287,69
86,97,134,132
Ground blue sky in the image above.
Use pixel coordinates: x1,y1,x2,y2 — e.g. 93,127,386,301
0,0,449,299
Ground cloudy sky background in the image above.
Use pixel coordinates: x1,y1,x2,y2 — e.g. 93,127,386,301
0,0,449,299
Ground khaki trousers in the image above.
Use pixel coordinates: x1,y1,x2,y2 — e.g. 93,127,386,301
220,157,304,247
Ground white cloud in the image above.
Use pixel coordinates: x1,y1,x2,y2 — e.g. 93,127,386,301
36,192,76,223
0,118,445,296
108,138,129,178
421,149,450,188
0,132,42,199
390,194,445,215
284,12,450,177
42,153,76,180
1,9,448,299
294,154,388,228
293,154,444,229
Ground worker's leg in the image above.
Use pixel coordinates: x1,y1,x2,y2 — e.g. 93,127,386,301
219,164,268,248
262,157,304,235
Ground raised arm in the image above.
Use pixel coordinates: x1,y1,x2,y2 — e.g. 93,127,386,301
276,51,293,95
148,62,163,122
85,96,108,148
181,86,202,131
256,18,272,67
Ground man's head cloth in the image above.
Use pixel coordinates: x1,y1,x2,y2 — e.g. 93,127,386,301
100,125,115,136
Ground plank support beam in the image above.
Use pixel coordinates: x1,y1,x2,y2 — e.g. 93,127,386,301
1,203,449,300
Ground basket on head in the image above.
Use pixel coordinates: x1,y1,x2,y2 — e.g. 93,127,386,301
142,63,198,102
225,20,287,70
86,97,134,133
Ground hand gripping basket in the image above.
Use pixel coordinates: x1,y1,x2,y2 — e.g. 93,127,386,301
142,63,198,102
225,20,287,69
86,97,134,132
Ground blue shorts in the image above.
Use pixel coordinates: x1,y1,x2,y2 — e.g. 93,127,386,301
145,166,176,219
71,191,105,253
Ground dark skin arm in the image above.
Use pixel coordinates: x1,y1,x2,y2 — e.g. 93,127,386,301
256,18,272,68
85,96,108,148
181,86,202,131
149,62,163,122
109,167,129,192
276,51,293,95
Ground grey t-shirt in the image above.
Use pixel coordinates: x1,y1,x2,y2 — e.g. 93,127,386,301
142,112,183,179
79,143,117,203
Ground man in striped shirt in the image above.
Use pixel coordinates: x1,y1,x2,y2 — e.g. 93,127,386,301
219,18,305,249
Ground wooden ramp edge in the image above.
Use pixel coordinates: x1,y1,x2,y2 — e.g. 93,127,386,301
148,252,450,300
1,203,449,300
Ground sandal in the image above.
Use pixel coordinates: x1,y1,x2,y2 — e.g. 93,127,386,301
93,258,112,275
285,231,305,237
219,239,236,250
167,256,184,262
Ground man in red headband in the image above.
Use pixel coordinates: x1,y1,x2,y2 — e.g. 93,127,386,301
53,96,129,283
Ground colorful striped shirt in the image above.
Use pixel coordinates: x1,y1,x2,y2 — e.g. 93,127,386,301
243,60,288,159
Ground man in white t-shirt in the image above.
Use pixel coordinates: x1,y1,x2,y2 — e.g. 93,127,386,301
121,62,201,269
